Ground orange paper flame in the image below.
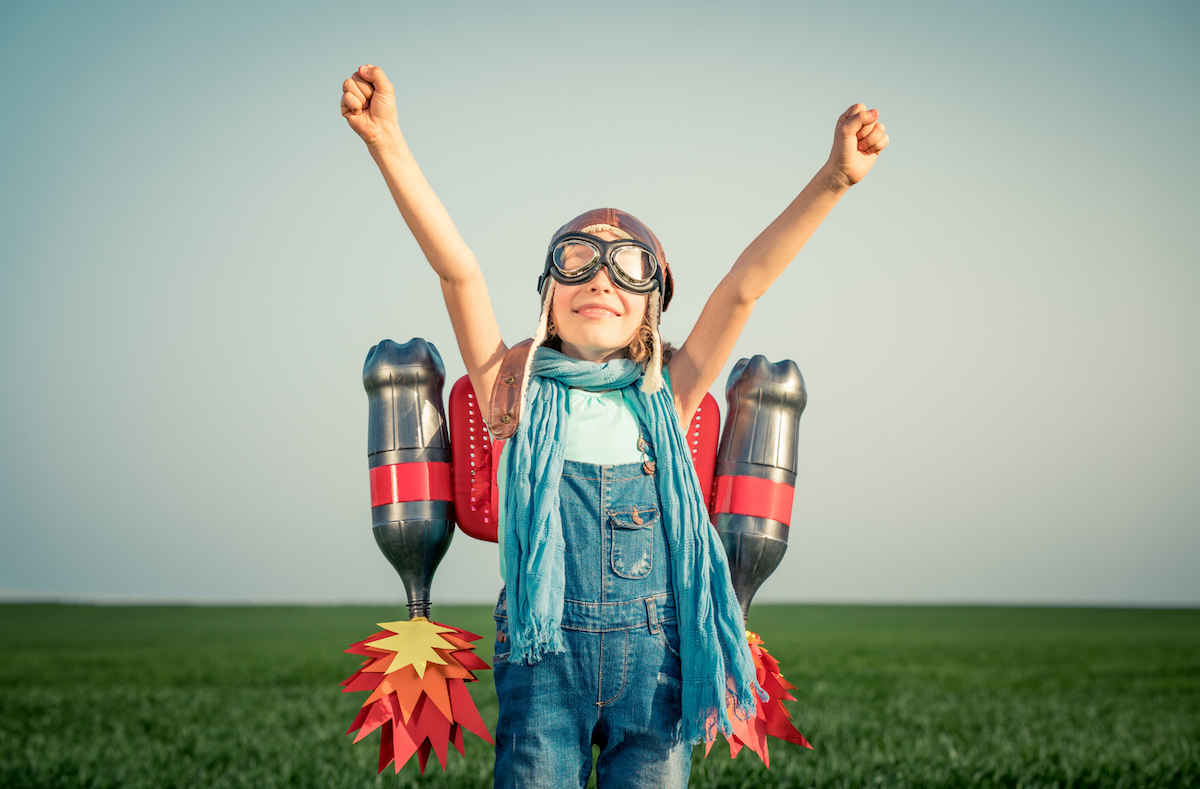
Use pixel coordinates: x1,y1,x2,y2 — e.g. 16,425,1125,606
704,630,812,767
340,618,494,774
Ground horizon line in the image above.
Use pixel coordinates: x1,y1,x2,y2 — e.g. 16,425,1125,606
2,590,1197,610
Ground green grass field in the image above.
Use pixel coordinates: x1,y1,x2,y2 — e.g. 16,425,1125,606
1,604,1196,788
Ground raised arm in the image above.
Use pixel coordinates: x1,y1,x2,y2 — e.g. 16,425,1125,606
341,65,508,408
667,103,889,423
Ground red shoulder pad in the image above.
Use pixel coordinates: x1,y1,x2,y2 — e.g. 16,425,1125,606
688,392,720,514
448,376,499,542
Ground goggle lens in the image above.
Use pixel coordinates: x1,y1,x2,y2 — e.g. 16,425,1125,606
612,246,655,281
553,242,598,272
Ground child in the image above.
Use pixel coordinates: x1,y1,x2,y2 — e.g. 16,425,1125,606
341,64,888,788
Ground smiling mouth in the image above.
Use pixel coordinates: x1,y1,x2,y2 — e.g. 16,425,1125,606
575,305,620,318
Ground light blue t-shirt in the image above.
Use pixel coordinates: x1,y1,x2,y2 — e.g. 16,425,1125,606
496,388,654,577
563,388,647,465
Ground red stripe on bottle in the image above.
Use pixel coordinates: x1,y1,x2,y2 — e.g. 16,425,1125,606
368,462,453,508
711,475,794,526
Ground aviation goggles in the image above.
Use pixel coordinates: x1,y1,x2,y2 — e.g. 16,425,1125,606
537,232,664,296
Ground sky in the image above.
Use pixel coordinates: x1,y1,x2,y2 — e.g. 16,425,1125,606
1,0,1197,607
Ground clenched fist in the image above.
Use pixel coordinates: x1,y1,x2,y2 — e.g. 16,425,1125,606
828,104,890,187
341,65,400,148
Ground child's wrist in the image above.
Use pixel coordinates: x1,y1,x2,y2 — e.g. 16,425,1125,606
818,163,853,196
366,127,406,159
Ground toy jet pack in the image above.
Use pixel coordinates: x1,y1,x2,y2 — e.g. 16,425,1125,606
341,337,811,773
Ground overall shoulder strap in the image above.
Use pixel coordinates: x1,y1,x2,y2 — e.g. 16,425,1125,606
488,339,535,440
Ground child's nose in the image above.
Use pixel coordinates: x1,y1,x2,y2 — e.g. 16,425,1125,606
589,267,615,291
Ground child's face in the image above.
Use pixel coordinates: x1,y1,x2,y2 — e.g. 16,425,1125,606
550,230,648,363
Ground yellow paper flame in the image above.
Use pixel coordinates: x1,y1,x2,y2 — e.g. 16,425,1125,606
366,617,457,678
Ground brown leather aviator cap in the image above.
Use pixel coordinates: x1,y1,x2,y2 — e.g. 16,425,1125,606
550,208,674,310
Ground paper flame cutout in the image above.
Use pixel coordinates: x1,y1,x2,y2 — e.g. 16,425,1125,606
341,617,494,774
705,630,812,767
366,618,456,678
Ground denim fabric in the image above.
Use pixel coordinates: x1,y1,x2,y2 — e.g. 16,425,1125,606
493,460,691,789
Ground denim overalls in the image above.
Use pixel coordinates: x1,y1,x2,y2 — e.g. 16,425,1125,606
493,456,692,788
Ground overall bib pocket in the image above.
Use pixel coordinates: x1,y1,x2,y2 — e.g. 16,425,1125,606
609,505,658,579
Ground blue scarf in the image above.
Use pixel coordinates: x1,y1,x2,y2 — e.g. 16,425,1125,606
501,346,764,743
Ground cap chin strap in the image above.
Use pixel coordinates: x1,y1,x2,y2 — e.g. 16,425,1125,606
521,278,555,414
488,281,554,440
639,289,664,395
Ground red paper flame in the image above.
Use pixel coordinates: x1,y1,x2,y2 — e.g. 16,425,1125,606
340,621,494,774
704,631,812,767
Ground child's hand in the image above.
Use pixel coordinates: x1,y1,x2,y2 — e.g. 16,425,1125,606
827,104,889,187
341,65,400,148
